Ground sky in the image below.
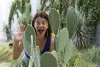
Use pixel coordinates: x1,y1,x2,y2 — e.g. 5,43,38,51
0,0,13,41
0,0,40,41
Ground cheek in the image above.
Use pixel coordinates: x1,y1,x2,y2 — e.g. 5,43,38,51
34,23,37,29
45,24,49,30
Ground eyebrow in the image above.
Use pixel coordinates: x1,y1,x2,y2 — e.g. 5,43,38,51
36,19,47,22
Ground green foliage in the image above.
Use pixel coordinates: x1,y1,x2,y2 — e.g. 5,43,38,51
8,1,16,26
19,3,32,26
83,45,100,66
40,0,69,30
8,0,31,27
77,0,100,43
69,50,89,67
0,46,12,63
40,0,69,16
10,51,24,67
73,13,91,49
3,24,12,41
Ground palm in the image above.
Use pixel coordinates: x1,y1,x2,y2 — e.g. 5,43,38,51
14,31,23,41
14,24,25,41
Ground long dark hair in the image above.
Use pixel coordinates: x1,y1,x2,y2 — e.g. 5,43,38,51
32,11,52,39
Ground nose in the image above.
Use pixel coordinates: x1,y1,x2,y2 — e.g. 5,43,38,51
38,23,43,28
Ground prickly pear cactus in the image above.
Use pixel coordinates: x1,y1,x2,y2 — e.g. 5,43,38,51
49,8,60,35
23,25,36,56
55,28,74,67
58,28,69,52
66,7,77,38
33,46,41,67
49,7,77,67
29,35,34,67
54,35,59,51
40,52,57,67
64,39,74,65
22,7,77,67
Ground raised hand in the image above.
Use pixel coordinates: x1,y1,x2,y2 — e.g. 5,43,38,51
14,24,25,41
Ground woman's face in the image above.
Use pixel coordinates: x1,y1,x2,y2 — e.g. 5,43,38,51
34,17,48,36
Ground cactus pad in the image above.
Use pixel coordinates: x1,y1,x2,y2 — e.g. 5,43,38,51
40,52,57,67
66,7,77,38
58,28,69,51
23,25,36,55
49,8,60,35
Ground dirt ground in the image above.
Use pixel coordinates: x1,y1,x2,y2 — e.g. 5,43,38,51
0,62,10,67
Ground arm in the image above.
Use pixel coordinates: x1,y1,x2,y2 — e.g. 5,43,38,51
13,40,23,60
13,24,25,60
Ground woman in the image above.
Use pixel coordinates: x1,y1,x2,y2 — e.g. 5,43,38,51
13,11,55,66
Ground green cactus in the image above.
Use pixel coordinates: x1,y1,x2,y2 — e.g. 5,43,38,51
33,46,41,67
23,25,40,67
48,7,76,67
23,32,31,55
29,35,34,67
64,39,74,65
54,35,59,51
58,28,69,52
49,8,60,35
23,24,36,56
66,7,77,39
22,7,77,67
51,50,58,60
40,52,57,67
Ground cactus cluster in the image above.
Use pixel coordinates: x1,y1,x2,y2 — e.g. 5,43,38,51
48,7,77,66
22,6,77,67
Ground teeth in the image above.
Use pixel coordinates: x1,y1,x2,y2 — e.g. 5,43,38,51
38,30,44,32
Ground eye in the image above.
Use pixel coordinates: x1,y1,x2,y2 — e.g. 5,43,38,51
35,21,40,24
42,20,48,25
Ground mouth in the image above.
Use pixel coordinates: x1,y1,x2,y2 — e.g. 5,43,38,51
38,29,44,33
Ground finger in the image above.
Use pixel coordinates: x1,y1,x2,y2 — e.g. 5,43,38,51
20,24,25,32
19,32,23,35
22,24,25,30
14,28,19,34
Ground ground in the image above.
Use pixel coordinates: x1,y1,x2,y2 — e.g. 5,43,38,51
0,40,13,67
0,62,10,67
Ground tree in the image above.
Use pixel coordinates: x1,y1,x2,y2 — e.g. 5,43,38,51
8,0,30,27
40,0,72,29
3,24,12,41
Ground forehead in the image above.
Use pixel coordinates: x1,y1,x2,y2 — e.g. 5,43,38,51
35,17,47,21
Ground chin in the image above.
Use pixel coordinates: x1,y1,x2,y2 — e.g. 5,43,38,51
37,32,45,37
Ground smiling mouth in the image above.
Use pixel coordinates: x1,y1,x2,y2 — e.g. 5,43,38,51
38,29,44,33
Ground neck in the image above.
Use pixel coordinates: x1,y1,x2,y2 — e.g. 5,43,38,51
36,34,46,40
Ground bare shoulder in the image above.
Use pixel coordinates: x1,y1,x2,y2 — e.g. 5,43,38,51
51,33,55,39
51,33,55,43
